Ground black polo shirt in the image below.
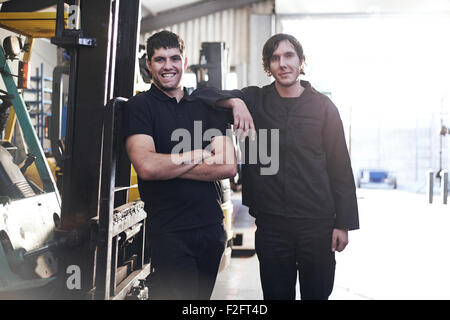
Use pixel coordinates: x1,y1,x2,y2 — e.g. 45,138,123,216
122,84,231,234
192,81,359,231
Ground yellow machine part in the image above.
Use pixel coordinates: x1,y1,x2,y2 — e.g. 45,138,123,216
24,157,58,191
3,108,16,142
129,165,140,202
0,12,67,38
3,37,34,142
222,201,233,239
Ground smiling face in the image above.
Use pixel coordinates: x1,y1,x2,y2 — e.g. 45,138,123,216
269,39,303,88
146,46,188,95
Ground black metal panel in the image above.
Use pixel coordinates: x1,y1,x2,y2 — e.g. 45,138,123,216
113,0,140,98
58,0,117,299
191,42,227,91
60,0,116,229
94,98,149,300
94,97,122,300
201,42,226,89
113,0,141,208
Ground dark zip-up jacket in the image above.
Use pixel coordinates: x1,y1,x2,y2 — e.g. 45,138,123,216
192,81,359,230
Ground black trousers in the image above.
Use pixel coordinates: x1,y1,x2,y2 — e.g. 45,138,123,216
255,215,336,300
148,223,226,300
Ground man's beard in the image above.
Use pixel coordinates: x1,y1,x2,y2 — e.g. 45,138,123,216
152,73,181,92
277,77,299,88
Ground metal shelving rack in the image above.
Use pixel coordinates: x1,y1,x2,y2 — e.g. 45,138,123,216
22,62,52,151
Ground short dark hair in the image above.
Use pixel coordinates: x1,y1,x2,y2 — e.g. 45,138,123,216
146,30,185,61
262,33,305,76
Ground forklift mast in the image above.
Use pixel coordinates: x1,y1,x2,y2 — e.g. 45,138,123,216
50,0,147,299
0,0,148,299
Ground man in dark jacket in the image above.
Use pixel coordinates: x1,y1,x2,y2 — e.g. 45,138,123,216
193,33,359,300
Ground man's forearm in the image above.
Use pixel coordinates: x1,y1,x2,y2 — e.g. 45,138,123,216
137,149,207,180
190,86,244,109
192,87,255,139
215,98,239,109
179,135,237,181
127,134,210,181
179,161,236,181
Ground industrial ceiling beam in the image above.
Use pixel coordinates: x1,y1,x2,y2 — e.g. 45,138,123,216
141,0,267,33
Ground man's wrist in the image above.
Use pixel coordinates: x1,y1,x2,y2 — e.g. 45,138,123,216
229,98,241,109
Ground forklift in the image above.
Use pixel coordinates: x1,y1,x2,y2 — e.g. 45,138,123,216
0,0,149,299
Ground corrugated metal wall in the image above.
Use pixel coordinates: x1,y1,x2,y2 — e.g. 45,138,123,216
143,0,274,69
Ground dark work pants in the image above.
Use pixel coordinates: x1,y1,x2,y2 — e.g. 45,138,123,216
148,223,226,300
255,215,336,300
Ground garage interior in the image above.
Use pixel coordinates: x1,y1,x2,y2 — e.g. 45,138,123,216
0,0,450,301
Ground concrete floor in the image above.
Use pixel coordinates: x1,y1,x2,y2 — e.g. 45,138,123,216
211,187,450,300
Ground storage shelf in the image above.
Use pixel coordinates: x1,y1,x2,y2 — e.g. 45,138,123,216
21,62,53,151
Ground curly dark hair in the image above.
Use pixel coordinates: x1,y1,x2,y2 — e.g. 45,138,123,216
146,30,185,61
262,33,305,76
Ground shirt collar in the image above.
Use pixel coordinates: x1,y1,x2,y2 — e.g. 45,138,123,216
299,80,311,91
149,84,190,102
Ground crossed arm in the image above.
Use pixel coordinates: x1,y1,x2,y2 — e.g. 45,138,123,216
125,134,237,182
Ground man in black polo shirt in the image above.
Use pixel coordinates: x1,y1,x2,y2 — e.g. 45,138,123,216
123,31,237,300
193,34,359,300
